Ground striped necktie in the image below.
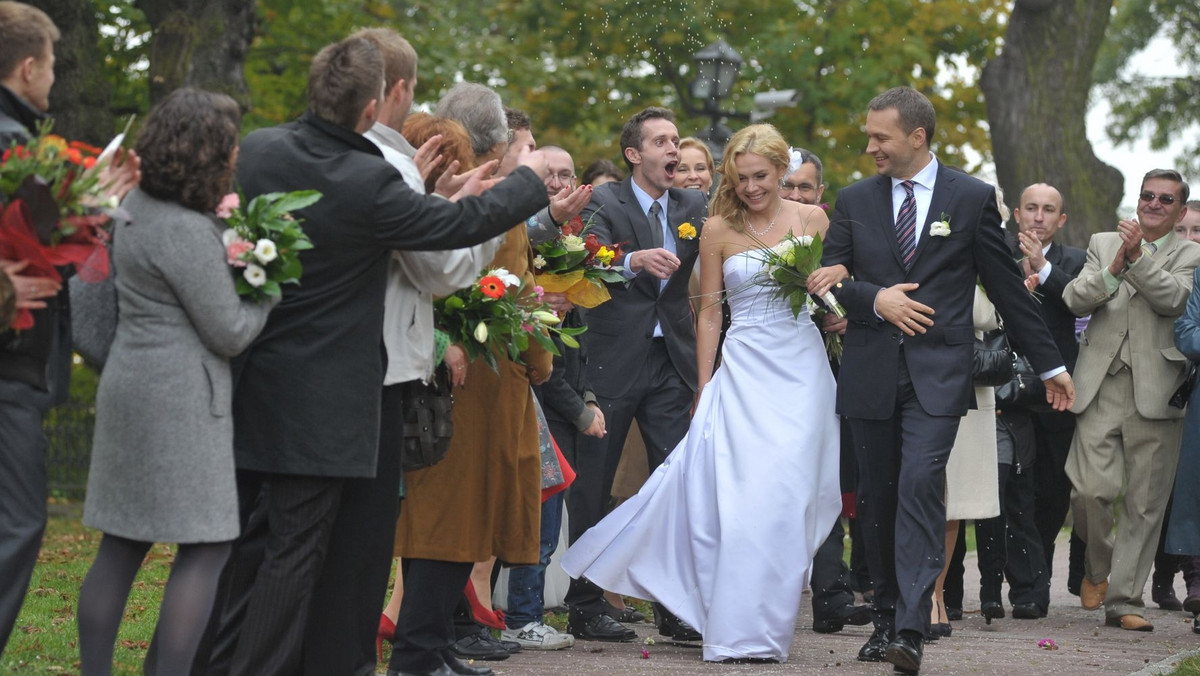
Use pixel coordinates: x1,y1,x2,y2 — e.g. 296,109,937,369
896,180,917,267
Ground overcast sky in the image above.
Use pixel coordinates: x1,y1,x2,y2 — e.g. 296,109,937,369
1087,35,1199,217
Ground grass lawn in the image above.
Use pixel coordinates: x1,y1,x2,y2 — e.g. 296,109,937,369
2,511,171,675
1165,654,1200,676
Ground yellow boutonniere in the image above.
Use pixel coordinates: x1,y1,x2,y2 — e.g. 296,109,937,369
677,222,697,240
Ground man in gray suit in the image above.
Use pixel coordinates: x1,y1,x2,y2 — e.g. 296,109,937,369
1063,169,1200,632
564,107,707,642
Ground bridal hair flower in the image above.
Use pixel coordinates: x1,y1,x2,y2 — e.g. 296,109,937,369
677,222,697,240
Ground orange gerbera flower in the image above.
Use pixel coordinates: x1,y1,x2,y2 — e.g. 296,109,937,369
479,275,505,299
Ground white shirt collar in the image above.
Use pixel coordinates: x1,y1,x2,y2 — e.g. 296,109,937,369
891,153,939,192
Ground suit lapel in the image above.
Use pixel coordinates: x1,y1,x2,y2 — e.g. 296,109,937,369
618,179,654,251
909,166,958,270
874,176,905,269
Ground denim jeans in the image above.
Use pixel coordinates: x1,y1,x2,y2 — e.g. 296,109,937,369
506,492,564,627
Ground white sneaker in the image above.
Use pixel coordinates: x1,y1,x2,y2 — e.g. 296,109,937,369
500,621,576,650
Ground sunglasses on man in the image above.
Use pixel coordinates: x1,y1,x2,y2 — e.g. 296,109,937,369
1140,191,1179,206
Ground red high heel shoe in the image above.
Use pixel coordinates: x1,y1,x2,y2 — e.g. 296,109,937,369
464,579,506,630
377,613,396,662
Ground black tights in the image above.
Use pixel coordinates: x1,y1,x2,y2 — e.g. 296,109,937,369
78,533,230,675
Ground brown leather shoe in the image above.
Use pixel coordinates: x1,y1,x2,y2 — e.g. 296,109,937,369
1080,578,1108,610
1105,614,1154,632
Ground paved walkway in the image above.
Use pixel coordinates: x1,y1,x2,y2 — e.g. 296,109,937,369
489,532,1200,675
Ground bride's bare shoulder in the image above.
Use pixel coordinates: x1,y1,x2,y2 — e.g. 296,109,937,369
784,201,830,236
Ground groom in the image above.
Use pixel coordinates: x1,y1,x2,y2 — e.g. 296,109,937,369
811,87,1074,674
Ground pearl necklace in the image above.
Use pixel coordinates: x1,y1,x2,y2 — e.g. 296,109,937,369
744,200,783,238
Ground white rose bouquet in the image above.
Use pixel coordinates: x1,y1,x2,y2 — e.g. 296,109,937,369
754,230,846,319
218,189,318,302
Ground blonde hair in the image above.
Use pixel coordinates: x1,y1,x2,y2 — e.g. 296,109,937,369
678,137,714,174
710,123,790,230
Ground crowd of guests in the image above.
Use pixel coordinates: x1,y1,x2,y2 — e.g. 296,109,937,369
2,2,1200,674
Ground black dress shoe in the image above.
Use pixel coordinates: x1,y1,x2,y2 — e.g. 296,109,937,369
857,626,891,662
386,665,455,676
449,630,511,661
566,613,636,642
928,622,951,639
885,631,923,675
1011,602,1047,619
441,650,495,676
813,603,873,633
1193,615,1200,635
945,607,962,621
981,601,1005,625
1152,584,1184,611
603,600,647,623
655,605,702,641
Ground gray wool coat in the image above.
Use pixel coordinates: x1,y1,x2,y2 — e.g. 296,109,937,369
83,188,275,543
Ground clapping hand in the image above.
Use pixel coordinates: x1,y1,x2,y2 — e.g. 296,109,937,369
875,283,934,336
1017,231,1046,273
1108,219,1144,274
412,134,445,184
94,148,141,203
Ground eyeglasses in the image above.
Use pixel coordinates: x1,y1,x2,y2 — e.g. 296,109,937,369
780,182,814,194
545,172,576,185
1139,191,1178,206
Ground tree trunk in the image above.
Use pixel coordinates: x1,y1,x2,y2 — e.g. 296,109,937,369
981,0,1122,248
33,0,114,145
136,0,256,109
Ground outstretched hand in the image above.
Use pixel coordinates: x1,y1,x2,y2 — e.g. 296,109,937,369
548,184,593,223
1044,371,1076,412
412,134,444,183
875,283,933,336
437,160,500,201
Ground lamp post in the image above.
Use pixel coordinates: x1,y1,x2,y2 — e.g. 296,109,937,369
689,39,745,162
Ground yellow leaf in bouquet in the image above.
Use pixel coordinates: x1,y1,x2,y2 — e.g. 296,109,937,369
535,269,585,292
565,278,611,308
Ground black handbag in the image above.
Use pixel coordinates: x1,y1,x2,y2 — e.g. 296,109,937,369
399,364,455,471
994,351,1054,413
972,327,1014,387
1169,361,1197,410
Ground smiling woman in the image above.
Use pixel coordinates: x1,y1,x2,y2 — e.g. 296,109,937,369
674,137,714,195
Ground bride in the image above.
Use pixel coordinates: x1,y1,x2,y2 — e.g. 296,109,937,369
561,124,842,663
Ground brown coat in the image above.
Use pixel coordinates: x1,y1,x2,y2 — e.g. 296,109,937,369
395,224,552,564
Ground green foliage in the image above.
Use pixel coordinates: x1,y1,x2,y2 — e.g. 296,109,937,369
2,516,171,674
91,1,152,117
88,0,1009,193
1095,0,1200,176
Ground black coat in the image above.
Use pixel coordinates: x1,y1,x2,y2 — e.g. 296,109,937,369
0,84,68,396
823,163,1063,419
232,113,549,477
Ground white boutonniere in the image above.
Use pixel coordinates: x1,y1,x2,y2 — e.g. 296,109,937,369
930,213,951,237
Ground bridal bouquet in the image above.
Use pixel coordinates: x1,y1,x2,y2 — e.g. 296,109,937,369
218,190,318,302
0,123,120,329
752,230,846,319
435,267,587,372
532,212,625,308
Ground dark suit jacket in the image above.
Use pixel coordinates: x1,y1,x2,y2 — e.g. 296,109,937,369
579,178,707,398
232,112,548,478
823,162,1062,419
1029,240,1087,372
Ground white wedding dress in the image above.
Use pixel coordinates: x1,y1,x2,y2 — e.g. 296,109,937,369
562,249,842,662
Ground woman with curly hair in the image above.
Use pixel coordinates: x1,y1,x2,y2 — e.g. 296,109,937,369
76,88,277,674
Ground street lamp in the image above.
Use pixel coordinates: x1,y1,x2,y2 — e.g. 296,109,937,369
689,39,745,162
